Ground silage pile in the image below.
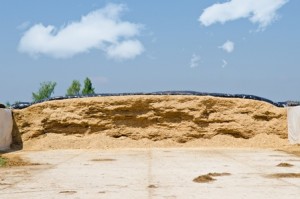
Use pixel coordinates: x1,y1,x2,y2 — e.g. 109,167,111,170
11,95,288,150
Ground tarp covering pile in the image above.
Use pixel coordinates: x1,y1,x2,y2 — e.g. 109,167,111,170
11,91,286,109
287,106,300,144
0,108,13,150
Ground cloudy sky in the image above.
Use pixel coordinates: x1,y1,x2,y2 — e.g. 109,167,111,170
0,0,298,103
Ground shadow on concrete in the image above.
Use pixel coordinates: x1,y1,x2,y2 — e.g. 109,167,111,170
10,112,23,151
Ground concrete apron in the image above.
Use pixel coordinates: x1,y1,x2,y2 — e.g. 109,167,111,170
1,148,300,199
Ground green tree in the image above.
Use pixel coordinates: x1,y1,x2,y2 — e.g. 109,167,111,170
32,81,57,102
5,102,11,108
66,80,81,96
82,77,95,95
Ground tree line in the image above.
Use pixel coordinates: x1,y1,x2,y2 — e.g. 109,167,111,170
32,77,95,102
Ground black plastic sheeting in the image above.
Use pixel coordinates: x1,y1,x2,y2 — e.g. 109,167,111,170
11,91,287,109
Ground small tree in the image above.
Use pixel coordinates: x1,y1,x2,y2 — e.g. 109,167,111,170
32,81,57,102
82,77,95,95
66,80,81,96
5,102,11,108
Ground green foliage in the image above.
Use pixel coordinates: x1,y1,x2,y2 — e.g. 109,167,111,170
82,77,95,95
5,102,11,108
0,156,7,167
32,81,57,102
66,80,81,96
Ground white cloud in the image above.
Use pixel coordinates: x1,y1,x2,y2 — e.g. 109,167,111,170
106,40,144,60
18,4,144,60
219,40,234,53
199,0,288,30
190,54,201,68
222,59,228,68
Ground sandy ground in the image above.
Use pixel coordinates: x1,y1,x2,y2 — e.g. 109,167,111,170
1,148,300,199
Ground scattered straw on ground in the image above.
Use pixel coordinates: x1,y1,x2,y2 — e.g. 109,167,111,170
207,172,231,177
21,133,293,150
267,173,300,178
148,185,158,188
276,163,294,167
59,191,77,194
193,172,231,183
193,174,216,183
0,155,38,167
278,145,300,157
90,158,116,162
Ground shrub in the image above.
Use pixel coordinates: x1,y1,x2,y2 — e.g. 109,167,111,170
82,77,95,95
66,80,81,96
32,81,57,102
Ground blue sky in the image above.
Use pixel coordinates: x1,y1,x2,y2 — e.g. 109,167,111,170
0,0,299,103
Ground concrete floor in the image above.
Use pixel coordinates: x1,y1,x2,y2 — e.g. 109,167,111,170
1,148,300,199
